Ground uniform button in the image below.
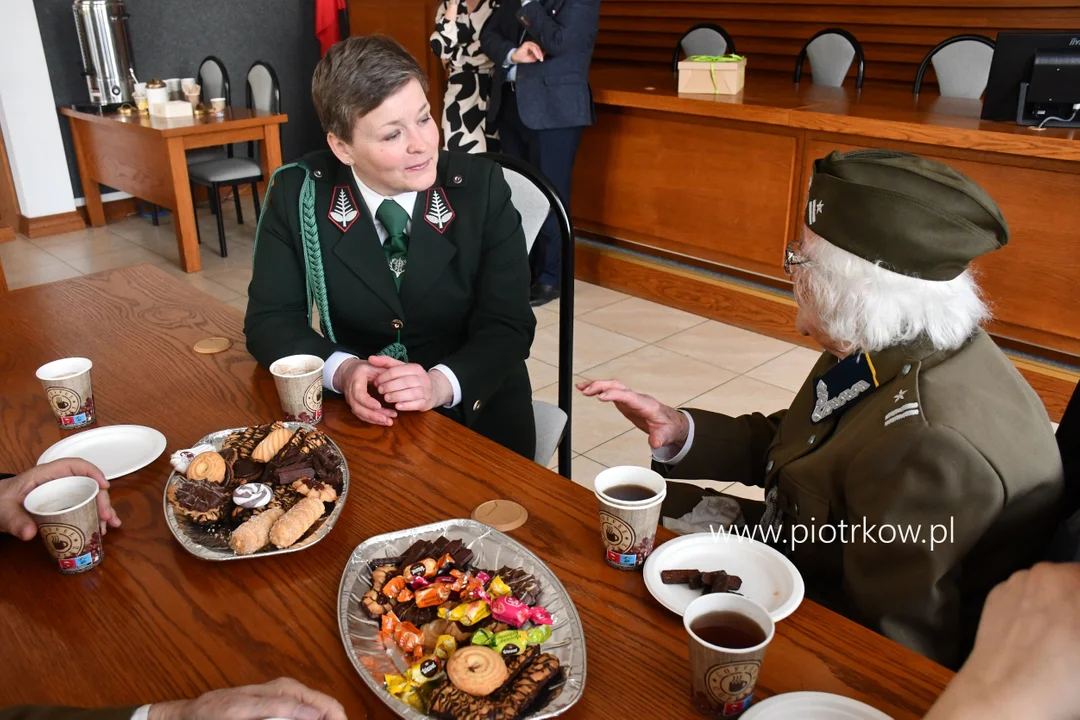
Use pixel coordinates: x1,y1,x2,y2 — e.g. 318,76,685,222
807,434,816,445
313,170,323,178
765,460,774,472
391,319,403,330
453,174,463,184
473,400,482,411
901,364,911,375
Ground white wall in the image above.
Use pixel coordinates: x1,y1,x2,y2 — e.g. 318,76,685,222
0,0,77,218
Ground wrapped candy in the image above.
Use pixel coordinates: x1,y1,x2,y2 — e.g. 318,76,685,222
435,575,456,585
526,624,553,645
472,625,552,653
438,600,491,626
490,596,530,628
408,558,438,579
437,553,455,571
384,675,427,713
415,583,452,608
382,575,406,599
470,628,497,647
475,571,492,585
394,622,423,654
460,576,489,602
381,612,401,635
529,606,553,626
405,655,444,686
487,576,513,598
409,575,431,590
434,634,457,660
397,587,414,603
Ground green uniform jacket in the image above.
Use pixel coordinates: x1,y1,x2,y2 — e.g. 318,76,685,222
245,150,536,459
0,709,135,720
658,329,1064,669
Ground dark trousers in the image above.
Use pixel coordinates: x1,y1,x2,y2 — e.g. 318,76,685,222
496,84,583,288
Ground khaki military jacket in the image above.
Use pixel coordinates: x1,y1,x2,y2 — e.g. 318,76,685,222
659,329,1064,669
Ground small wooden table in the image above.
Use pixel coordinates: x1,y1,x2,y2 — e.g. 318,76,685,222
0,265,953,717
60,108,288,273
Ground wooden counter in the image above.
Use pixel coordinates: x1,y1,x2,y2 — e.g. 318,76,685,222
572,65,1080,369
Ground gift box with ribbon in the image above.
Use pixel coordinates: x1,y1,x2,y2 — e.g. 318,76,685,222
677,54,746,95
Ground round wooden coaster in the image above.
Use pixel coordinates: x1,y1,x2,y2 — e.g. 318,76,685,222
471,500,528,532
193,337,232,354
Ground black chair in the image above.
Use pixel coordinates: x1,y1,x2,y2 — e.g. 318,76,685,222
671,23,737,75
913,34,996,99
479,152,575,480
188,61,280,258
794,28,865,89
1046,381,1080,562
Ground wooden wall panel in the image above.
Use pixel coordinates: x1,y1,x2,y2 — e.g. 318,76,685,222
574,106,800,279
348,0,448,137
596,1,1080,87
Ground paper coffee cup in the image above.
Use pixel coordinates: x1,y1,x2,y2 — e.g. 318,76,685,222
594,466,667,570
211,97,226,112
684,594,775,717
36,357,95,429
269,354,324,424
23,476,104,574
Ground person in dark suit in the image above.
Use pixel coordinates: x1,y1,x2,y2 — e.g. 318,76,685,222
480,0,601,307
245,36,536,460
0,677,346,720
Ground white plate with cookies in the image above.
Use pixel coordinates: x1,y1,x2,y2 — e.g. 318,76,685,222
163,421,349,561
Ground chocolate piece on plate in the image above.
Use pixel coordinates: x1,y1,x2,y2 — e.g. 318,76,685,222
660,569,695,585
688,572,705,590
274,462,315,485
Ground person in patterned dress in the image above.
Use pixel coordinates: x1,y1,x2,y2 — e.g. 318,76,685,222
430,0,500,153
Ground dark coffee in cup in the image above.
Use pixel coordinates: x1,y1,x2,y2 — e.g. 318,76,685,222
603,484,656,502
690,611,767,650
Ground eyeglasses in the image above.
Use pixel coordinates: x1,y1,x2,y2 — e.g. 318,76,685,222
784,241,810,276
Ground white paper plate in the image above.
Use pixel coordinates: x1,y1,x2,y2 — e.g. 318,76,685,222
742,692,893,719
38,425,167,480
643,532,804,621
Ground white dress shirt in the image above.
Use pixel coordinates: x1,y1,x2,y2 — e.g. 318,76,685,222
651,410,696,465
321,170,463,408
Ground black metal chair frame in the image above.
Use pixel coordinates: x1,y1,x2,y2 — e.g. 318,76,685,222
190,60,279,258
671,23,737,75
793,28,866,90
478,152,575,480
912,34,995,97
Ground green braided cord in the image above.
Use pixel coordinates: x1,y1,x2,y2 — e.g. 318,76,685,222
377,339,409,363
297,175,337,343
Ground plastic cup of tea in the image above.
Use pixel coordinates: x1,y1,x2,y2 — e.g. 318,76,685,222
36,357,95,429
593,466,666,570
684,594,775,717
269,354,324,425
23,476,104,574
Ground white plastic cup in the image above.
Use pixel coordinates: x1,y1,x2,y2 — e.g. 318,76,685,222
23,476,104,573
593,466,667,570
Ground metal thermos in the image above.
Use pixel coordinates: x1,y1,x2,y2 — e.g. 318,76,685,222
72,0,137,107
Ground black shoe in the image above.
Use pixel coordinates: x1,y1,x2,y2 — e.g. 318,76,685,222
529,283,560,307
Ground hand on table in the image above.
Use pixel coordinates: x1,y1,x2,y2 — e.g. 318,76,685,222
335,357,398,427
577,379,690,450
147,677,347,720
512,41,545,64
369,355,453,412
0,458,120,540
924,562,1080,720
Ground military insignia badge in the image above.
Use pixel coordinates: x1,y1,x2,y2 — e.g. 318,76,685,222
810,352,879,423
423,187,455,233
328,185,359,231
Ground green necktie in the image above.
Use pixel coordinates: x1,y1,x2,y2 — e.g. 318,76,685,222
376,199,410,291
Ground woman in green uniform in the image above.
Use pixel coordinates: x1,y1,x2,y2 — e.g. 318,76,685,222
245,36,536,459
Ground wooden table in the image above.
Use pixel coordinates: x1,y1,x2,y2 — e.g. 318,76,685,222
0,265,952,717
573,65,1080,364
60,108,288,273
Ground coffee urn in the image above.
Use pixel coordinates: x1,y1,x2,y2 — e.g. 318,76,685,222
72,0,137,108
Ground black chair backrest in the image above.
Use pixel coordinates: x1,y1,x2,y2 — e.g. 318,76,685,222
197,55,230,105
672,23,737,75
794,28,866,90
245,60,281,158
913,34,996,98
1045,381,1080,562
478,152,575,480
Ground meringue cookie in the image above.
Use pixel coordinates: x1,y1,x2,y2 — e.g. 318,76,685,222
170,444,215,474
232,482,273,509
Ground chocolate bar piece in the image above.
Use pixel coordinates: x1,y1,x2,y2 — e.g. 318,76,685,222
495,567,539,606
491,653,561,720
429,649,558,720
688,572,705,590
661,569,696,585
700,571,715,585
711,571,738,594
274,462,315,485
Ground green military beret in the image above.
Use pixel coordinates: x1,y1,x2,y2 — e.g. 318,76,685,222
804,149,1008,281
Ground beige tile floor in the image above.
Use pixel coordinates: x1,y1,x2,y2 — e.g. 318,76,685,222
3,203,825,501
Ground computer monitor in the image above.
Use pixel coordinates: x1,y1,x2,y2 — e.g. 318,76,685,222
982,31,1080,126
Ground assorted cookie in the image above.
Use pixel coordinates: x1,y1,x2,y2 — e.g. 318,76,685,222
368,536,562,719
166,422,345,556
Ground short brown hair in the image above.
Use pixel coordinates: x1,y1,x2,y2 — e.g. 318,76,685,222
311,35,429,142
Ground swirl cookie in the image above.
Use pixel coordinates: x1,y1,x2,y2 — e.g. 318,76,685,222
446,646,508,697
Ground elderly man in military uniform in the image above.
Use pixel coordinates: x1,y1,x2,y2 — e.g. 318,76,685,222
579,149,1065,669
